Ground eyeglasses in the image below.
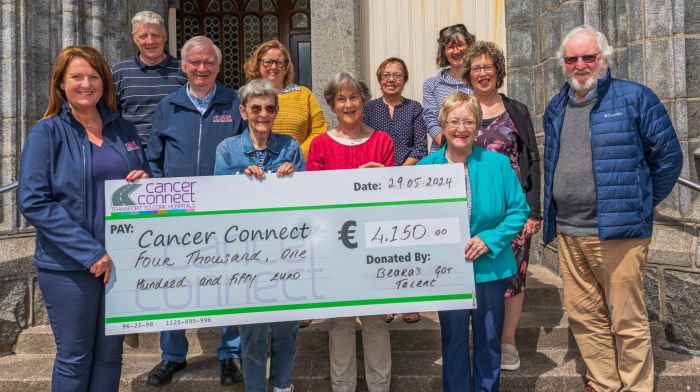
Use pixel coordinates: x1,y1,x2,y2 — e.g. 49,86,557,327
380,73,405,81
563,53,600,65
447,119,477,129
445,42,468,52
261,59,286,68
469,64,497,74
247,104,277,114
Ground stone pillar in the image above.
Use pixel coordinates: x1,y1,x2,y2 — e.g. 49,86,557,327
505,0,700,350
310,0,362,128
0,0,167,352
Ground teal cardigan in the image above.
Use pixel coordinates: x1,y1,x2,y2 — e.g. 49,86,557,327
417,145,530,284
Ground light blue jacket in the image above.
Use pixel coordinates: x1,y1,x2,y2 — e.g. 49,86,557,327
214,129,305,175
417,146,529,283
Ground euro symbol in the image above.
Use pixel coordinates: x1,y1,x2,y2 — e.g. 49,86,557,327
338,220,358,249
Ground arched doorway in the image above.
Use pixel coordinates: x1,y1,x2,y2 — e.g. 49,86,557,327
175,0,312,88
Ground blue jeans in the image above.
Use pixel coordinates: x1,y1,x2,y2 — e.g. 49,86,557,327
160,326,240,362
38,269,125,392
239,321,299,392
439,278,508,392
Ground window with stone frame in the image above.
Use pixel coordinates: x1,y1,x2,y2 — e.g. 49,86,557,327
176,0,312,88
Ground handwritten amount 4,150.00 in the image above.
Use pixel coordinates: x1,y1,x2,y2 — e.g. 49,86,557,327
364,218,462,249
387,176,454,190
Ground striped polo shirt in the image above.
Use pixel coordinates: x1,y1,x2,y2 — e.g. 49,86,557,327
111,53,187,146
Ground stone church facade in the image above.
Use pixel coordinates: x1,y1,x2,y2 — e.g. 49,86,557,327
0,0,698,352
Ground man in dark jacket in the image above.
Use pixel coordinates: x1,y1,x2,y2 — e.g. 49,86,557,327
543,25,682,392
146,36,245,387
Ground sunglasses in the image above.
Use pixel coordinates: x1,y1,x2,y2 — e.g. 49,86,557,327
439,23,467,35
247,104,277,114
563,53,600,65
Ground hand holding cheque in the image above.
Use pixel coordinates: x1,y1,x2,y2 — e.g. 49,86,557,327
103,164,475,335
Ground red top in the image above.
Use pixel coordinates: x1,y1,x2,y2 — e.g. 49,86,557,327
306,130,397,171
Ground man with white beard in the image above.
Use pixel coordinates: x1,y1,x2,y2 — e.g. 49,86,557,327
542,25,682,392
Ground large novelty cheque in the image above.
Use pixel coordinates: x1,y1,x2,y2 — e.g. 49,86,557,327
104,164,475,335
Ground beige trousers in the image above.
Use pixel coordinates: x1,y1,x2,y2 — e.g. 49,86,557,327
328,315,391,392
557,234,654,392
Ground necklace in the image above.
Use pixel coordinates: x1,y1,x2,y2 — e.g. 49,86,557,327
445,149,467,165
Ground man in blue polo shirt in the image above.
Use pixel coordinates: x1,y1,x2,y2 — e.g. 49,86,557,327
111,10,187,147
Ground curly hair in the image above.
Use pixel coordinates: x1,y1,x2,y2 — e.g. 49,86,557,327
463,41,506,89
243,40,295,86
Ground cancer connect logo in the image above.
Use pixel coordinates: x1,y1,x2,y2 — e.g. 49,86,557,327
111,183,142,206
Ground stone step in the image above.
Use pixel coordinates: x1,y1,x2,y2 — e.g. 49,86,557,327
522,264,565,311
13,310,666,356
1,347,699,392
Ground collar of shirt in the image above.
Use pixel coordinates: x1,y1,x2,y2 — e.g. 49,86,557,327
379,97,406,109
280,84,300,95
186,83,217,114
134,52,172,69
439,68,466,87
568,86,598,104
242,129,281,154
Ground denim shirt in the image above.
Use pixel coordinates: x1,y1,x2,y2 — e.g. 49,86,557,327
214,128,306,175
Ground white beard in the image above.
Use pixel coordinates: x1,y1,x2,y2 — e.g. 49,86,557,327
565,63,608,94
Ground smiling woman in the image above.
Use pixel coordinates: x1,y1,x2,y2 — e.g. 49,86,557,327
244,40,328,158
463,41,542,372
417,91,529,391
306,70,397,392
422,24,476,151
18,45,150,392
212,78,305,392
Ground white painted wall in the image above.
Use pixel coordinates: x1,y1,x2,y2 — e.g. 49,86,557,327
360,0,506,103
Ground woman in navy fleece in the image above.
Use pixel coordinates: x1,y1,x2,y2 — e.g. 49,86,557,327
18,45,150,392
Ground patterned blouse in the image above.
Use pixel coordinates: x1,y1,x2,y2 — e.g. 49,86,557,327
363,97,427,165
475,110,521,180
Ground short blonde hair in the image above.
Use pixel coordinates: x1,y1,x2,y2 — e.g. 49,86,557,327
438,92,482,128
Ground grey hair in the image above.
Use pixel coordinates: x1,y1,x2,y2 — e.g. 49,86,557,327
131,10,166,33
557,25,614,66
238,79,279,107
323,71,371,107
181,36,222,65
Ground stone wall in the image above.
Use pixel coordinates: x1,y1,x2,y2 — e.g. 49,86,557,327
0,0,363,354
0,0,167,353
310,0,362,129
505,0,700,349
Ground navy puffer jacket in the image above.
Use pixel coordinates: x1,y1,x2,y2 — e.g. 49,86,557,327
542,70,682,243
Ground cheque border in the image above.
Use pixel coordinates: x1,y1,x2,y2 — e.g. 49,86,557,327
105,293,473,324
106,197,468,220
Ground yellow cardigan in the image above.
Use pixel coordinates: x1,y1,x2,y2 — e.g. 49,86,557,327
273,85,328,158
